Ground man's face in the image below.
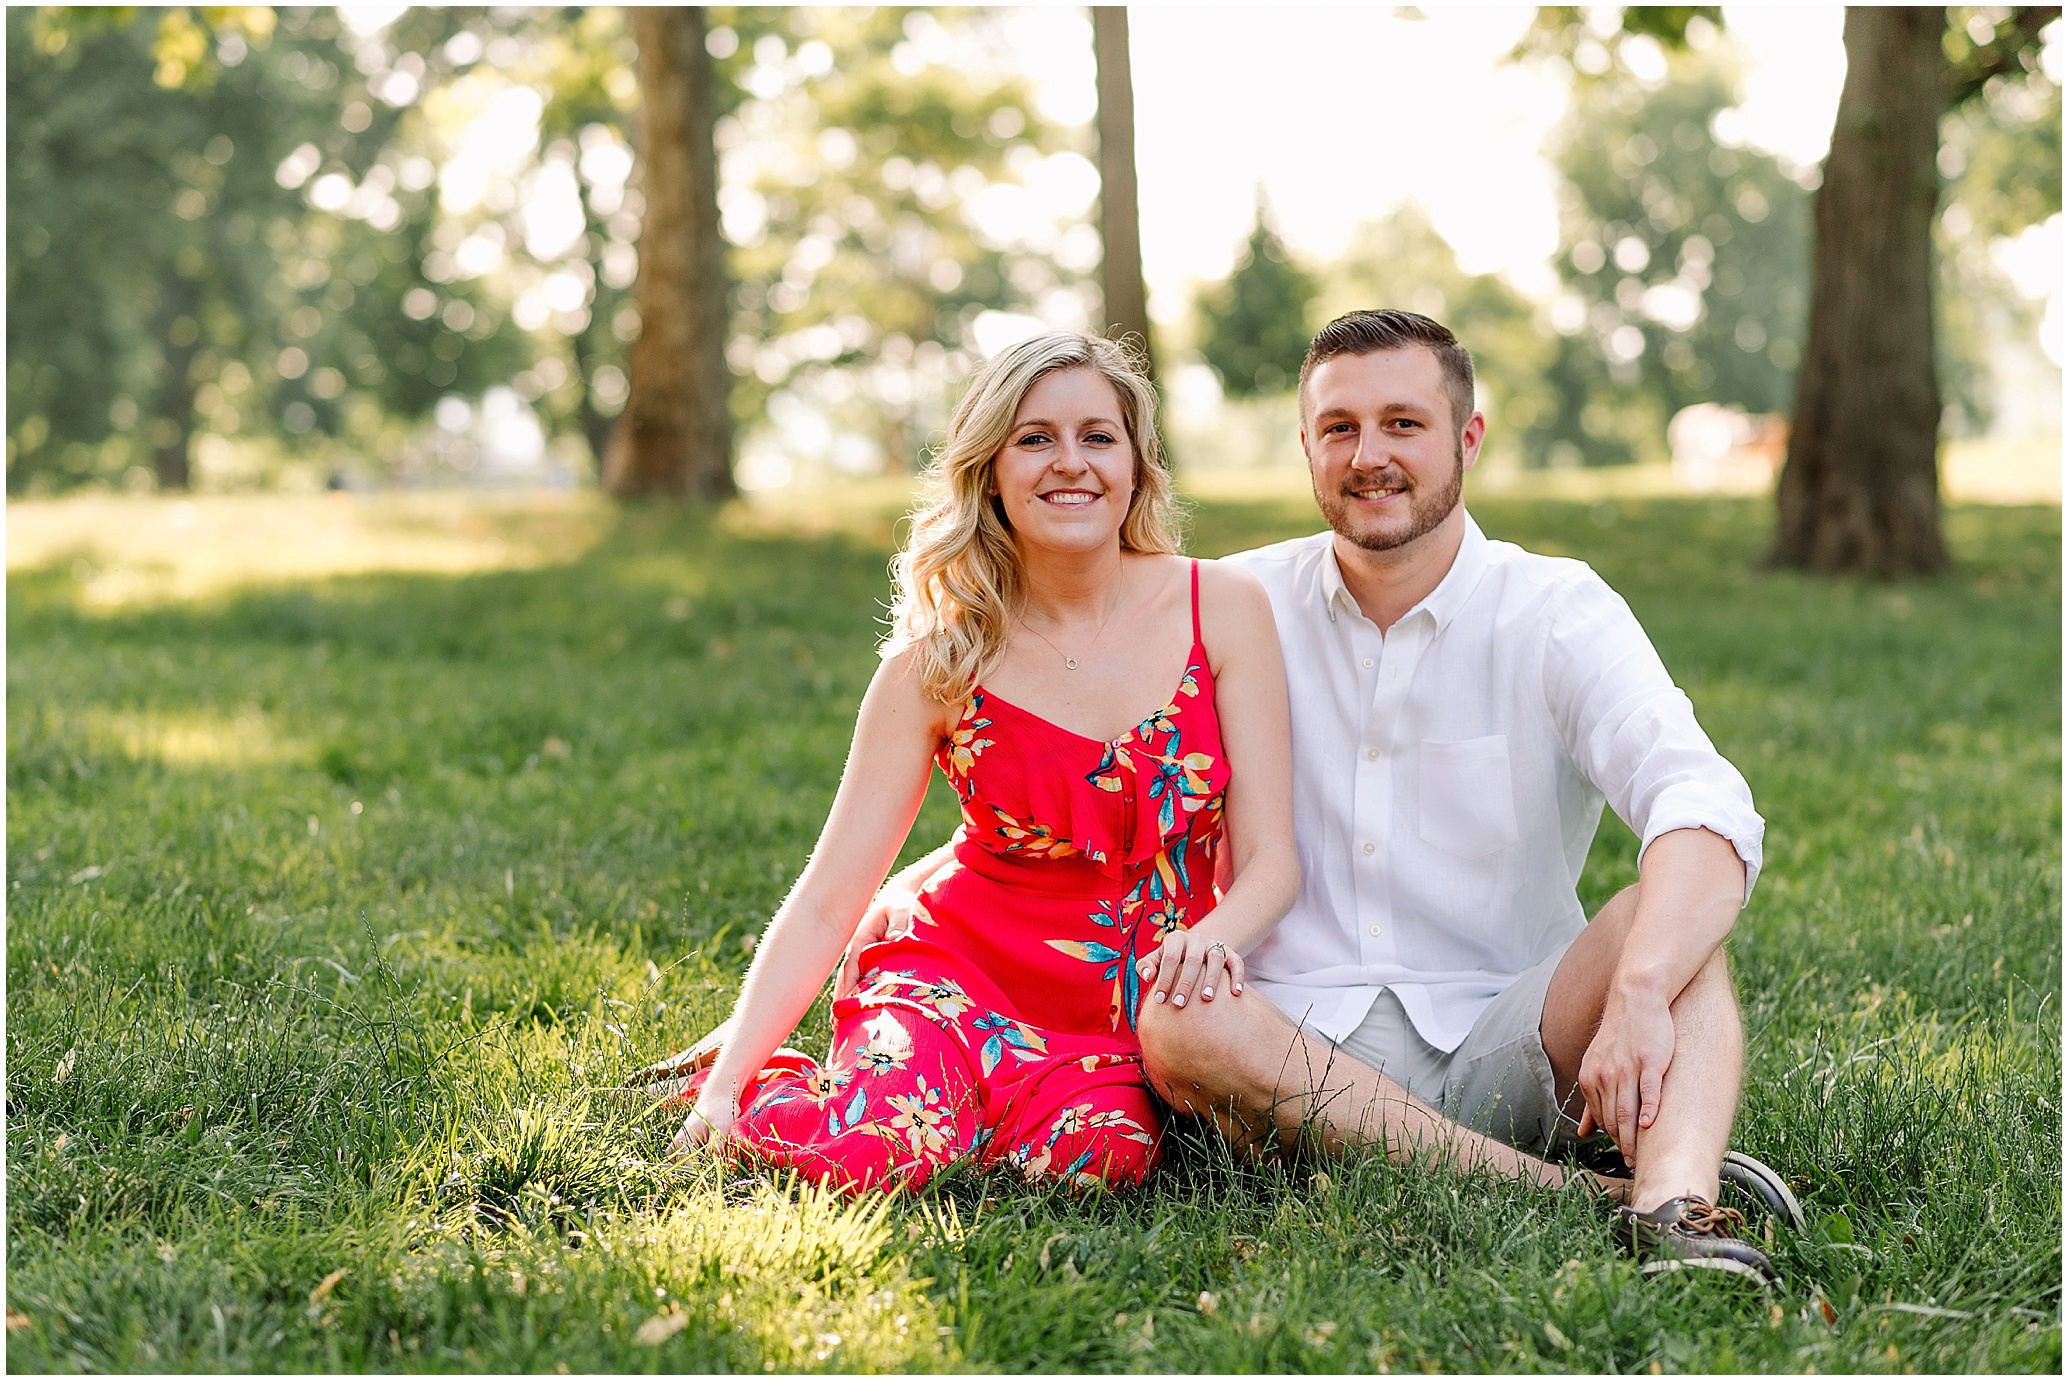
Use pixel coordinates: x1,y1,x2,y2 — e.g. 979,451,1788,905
1300,347,1484,555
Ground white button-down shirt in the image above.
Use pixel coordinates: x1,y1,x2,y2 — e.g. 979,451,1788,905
1225,514,1763,1054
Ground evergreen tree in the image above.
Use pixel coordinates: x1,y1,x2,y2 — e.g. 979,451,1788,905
1196,197,1317,398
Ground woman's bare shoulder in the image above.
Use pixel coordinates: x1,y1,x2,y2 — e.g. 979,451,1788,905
1191,557,1280,669
1194,556,1273,615
871,641,966,737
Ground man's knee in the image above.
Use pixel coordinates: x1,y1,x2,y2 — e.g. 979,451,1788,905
1585,889,1740,1013
1590,884,1642,942
1135,994,1211,1091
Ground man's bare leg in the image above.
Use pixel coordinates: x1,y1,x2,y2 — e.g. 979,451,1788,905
1136,983,1567,1187
1540,886,1745,1211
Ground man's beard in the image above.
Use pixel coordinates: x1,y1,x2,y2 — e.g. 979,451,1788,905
1313,442,1466,553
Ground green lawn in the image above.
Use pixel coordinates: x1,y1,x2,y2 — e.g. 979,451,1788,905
6,492,2059,1373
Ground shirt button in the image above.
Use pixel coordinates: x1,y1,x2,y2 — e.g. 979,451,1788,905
1362,657,1374,669
1362,841,1375,855
1368,925,1382,937
1366,747,1379,761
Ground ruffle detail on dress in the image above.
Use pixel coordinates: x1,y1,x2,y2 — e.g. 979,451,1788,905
936,661,1229,883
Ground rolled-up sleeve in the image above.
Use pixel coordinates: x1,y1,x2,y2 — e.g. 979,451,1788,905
1542,573,1765,903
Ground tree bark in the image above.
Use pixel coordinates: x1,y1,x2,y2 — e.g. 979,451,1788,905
569,323,618,472
1092,7,1154,377
607,6,733,499
1771,7,1947,576
151,280,201,491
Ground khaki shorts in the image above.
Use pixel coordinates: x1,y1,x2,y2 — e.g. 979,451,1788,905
1329,945,1608,1158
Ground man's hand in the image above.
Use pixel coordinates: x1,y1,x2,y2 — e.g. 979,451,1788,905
1136,931,1245,1010
1575,986,1676,1158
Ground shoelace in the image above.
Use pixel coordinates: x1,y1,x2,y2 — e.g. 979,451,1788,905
1676,1200,1747,1236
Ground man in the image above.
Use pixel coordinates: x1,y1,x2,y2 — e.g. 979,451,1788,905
1131,309,1771,1281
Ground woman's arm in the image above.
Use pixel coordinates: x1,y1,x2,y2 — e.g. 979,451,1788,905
1138,561,1300,1009
672,650,945,1154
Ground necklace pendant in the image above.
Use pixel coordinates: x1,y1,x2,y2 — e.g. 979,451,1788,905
1065,657,1078,670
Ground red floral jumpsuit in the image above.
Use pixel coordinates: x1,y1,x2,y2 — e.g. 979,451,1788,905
699,562,1229,1192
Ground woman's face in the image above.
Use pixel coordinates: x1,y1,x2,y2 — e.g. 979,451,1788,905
989,366,1136,555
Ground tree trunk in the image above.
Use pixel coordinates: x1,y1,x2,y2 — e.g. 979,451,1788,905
151,281,200,491
607,6,733,499
1092,7,1154,377
1771,7,1947,576
569,324,619,472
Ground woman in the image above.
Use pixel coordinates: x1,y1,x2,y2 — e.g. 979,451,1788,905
664,331,1298,1192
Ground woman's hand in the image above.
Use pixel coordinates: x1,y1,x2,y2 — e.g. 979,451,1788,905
1136,930,1245,1010
668,1097,735,1160
689,652,942,1147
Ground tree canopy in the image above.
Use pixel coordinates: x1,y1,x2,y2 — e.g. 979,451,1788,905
7,7,531,492
7,5,1083,492
1539,30,1812,465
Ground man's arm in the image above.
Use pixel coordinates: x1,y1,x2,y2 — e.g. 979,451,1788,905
1541,572,1764,1154
831,837,956,997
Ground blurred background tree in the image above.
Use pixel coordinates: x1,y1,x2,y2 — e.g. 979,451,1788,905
7,5,2056,511
1496,0,2059,548
710,7,1069,478
1092,6,1152,376
378,6,1072,488
609,5,732,498
1535,15,1811,467
1195,195,1317,400
6,7,527,493
1934,18,2061,439
1770,4,2056,575
7,5,1077,494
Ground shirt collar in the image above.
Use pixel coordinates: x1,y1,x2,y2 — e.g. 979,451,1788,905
1319,535,1352,621
1319,509,1490,629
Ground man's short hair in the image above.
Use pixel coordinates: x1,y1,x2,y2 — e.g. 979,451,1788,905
1298,309,1477,435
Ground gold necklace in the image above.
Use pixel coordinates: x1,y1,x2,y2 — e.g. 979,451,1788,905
1019,573,1126,671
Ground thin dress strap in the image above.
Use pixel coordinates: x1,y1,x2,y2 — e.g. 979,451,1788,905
1189,558,1202,647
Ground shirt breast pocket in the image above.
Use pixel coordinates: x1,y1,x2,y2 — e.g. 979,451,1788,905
1419,736,1521,859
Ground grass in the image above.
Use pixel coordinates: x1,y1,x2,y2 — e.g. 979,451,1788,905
6,488,2059,1373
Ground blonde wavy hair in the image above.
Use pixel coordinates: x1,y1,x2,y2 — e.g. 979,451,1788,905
884,331,1180,703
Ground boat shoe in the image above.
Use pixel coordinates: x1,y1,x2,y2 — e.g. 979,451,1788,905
1614,1196,1778,1284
